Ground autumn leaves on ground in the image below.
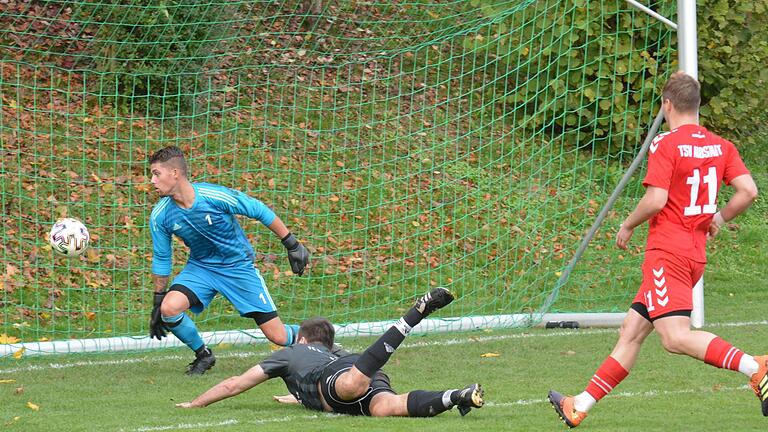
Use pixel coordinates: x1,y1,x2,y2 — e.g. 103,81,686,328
1,1,655,344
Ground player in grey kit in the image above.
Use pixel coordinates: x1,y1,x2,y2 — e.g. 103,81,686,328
176,288,485,417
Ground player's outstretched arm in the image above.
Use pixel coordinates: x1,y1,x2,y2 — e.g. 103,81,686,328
708,173,758,239
176,365,270,408
616,186,668,250
227,187,311,275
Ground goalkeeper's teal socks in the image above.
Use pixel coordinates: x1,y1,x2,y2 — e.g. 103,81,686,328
162,312,204,352
281,324,300,346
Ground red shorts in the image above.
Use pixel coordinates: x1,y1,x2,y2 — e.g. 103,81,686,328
632,249,705,320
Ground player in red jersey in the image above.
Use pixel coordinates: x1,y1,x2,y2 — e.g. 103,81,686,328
548,71,762,428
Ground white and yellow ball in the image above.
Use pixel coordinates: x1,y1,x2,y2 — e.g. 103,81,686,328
49,218,90,257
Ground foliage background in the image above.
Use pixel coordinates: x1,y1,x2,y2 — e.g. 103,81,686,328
0,1,765,343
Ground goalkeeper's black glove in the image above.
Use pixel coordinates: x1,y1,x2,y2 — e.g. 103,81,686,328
281,233,310,276
149,291,168,340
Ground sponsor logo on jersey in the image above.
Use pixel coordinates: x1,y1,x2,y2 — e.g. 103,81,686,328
677,144,723,159
173,223,182,231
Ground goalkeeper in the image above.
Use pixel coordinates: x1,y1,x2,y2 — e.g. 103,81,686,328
176,288,485,418
147,146,310,375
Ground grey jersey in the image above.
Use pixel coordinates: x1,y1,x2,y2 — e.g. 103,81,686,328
259,343,347,411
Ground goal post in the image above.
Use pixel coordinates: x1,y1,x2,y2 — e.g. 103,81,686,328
2,1,687,356
547,0,704,329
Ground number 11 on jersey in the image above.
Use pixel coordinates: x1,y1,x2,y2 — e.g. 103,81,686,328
684,167,717,216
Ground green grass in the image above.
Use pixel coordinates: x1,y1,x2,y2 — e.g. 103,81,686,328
2,322,767,430
1,1,766,426
2,249,768,432
2,168,765,431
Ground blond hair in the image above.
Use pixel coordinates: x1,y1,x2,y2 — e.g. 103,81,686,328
662,71,700,114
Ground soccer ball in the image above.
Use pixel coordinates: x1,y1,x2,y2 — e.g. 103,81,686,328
49,218,90,257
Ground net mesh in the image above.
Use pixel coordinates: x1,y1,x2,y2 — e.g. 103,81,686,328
1,0,674,352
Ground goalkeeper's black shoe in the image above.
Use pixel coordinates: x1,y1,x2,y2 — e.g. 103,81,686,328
414,287,455,318
456,383,484,417
186,347,216,375
749,355,768,416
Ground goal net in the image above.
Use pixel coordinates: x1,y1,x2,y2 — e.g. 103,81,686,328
0,0,675,355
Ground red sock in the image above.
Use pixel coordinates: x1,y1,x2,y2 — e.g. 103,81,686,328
585,356,629,401
704,337,744,371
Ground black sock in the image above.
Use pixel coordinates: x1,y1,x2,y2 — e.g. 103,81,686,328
406,390,455,417
194,345,211,357
449,389,462,404
402,304,424,327
354,303,427,377
354,326,405,377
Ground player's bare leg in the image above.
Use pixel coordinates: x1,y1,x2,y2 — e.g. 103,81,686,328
258,316,299,347
654,315,766,415
652,315,714,359
159,290,191,320
333,367,373,400
159,290,216,375
610,308,654,369
368,393,410,416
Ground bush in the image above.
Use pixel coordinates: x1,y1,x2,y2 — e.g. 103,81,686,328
70,0,239,115
466,0,767,152
697,0,768,145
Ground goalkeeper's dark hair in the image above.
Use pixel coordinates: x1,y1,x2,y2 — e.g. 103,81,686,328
149,146,188,177
299,317,335,350
662,71,700,114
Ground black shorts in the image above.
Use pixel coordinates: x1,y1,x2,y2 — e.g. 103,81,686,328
631,302,691,322
319,354,396,416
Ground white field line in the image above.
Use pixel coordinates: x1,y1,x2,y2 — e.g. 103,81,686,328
0,328,615,374
2,319,767,375
486,384,750,407
131,419,239,431
125,415,339,432
124,385,752,431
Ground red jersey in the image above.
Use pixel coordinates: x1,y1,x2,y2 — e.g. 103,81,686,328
642,124,749,263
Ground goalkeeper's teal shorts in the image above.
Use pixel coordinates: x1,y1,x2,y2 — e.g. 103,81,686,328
172,260,277,316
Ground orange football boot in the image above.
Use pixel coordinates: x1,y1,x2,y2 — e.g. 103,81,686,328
548,390,587,428
749,355,768,416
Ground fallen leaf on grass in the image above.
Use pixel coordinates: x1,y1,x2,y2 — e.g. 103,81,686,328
0,334,20,344
13,348,25,359
26,401,39,411
480,352,501,358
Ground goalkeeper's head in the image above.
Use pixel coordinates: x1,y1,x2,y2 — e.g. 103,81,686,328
298,317,335,350
149,146,188,178
662,71,701,115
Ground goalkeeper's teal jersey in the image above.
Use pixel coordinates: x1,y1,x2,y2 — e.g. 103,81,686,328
149,182,276,276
